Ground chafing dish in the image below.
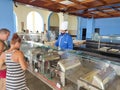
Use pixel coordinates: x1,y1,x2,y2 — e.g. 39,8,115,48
57,59,81,86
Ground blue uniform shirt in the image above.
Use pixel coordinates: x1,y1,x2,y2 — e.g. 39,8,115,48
55,33,73,50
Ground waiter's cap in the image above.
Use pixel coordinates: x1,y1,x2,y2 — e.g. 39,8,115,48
60,21,68,30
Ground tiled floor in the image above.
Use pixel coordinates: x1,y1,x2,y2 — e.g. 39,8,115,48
26,71,52,90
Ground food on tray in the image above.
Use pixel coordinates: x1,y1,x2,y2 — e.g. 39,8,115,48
98,47,111,52
108,49,119,53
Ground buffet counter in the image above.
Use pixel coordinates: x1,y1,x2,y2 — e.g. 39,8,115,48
21,41,120,90
74,36,120,63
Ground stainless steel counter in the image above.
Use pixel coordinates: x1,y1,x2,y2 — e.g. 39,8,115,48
21,41,120,90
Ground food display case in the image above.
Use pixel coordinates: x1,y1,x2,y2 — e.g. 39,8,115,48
99,35,120,43
18,33,41,42
20,41,120,90
98,35,120,53
86,35,120,50
21,41,60,73
74,35,120,63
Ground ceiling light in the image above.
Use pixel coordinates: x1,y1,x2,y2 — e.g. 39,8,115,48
103,9,114,12
77,0,85,2
26,4,34,7
59,1,74,5
30,0,36,2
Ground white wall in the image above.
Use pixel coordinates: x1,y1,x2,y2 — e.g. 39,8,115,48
68,15,78,35
14,4,78,34
14,4,51,32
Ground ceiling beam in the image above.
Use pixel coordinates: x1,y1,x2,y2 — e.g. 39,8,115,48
71,0,120,11
111,7,120,11
97,9,114,17
44,1,66,9
15,0,120,18
70,0,88,7
98,0,107,5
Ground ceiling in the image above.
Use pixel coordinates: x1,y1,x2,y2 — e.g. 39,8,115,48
14,0,120,18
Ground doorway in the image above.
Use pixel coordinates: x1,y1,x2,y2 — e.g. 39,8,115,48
94,28,100,34
82,28,87,40
48,13,59,41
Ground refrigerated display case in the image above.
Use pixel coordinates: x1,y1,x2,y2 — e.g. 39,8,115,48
98,35,120,48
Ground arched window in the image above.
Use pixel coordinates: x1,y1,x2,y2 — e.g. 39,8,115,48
27,11,44,33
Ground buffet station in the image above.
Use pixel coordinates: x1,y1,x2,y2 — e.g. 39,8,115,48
19,34,120,90
74,35,120,62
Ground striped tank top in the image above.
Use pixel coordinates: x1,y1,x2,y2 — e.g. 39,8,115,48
5,50,28,90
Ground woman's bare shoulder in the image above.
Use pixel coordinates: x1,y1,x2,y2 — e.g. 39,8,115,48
15,50,24,56
0,51,5,60
0,41,4,49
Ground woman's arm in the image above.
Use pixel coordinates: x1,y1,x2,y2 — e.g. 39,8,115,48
0,52,5,69
18,51,27,70
0,42,4,55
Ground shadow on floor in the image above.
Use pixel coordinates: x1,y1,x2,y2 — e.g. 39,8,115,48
26,71,52,90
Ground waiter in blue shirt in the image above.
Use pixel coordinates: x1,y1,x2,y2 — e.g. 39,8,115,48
55,21,73,50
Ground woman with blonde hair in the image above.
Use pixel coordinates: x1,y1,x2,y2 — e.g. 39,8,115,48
0,33,28,90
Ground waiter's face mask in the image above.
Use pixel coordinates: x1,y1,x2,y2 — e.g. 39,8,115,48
61,30,66,34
